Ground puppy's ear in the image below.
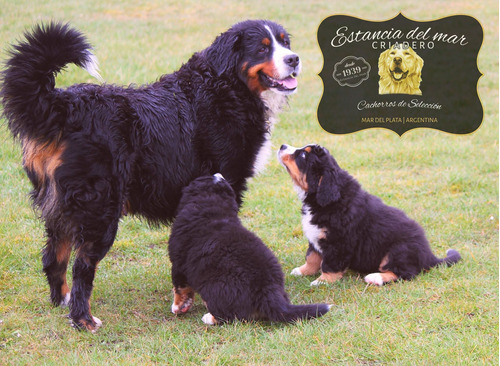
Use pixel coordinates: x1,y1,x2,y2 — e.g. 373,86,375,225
316,169,340,206
204,30,242,76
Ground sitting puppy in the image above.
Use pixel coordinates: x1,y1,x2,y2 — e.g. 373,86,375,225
168,174,330,324
278,144,461,286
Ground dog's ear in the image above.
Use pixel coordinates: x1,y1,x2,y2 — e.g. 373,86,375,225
204,30,242,76
316,168,341,206
408,50,424,92
307,146,341,206
413,51,424,75
378,49,391,75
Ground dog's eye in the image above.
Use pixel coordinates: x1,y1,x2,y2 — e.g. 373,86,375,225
258,46,269,54
283,39,290,47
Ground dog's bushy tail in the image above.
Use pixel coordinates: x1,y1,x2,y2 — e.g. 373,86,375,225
1,22,101,141
436,249,462,267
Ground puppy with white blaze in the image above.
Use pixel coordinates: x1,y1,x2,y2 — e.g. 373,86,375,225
168,174,330,325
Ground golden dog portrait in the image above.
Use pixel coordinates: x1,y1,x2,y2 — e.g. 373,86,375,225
378,46,424,95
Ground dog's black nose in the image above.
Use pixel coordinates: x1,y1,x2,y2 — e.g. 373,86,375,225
285,54,300,68
280,144,288,151
394,57,402,64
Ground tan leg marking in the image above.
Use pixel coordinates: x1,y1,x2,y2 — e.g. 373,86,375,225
378,254,390,271
171,287,195,314
291,251,323,276
310,271,344,286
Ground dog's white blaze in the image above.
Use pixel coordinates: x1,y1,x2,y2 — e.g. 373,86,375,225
264,25,301,79
83,52,103,82
302,205,323,253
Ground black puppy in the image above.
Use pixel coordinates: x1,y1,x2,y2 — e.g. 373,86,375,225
278,144,461,286
168,174,330,324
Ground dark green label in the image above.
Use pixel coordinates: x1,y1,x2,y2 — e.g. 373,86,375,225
317,13,483,136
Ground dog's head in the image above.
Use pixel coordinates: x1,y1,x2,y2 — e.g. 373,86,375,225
378,45,423,95
179,174,238,213
277,144,342,206
204,20,301,95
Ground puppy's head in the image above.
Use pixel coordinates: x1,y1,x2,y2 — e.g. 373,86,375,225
204,20,301,95
277,144,341,206
179,174,237,212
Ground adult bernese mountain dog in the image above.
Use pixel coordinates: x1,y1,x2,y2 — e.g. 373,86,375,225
168,174,330,325
0,20,301,332
278,144,461,286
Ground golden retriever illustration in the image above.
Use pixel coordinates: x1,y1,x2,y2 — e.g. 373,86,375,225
378,46,424,95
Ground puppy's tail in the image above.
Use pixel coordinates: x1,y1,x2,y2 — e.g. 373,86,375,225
264,296,330,322
435,249,462,267
279,303,331,322
1,22,101,140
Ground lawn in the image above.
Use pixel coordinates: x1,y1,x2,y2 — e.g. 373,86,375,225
0,0,498,365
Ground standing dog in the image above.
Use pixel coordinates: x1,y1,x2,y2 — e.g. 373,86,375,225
169,174,330,325
0,20,301,332
278,144,461,286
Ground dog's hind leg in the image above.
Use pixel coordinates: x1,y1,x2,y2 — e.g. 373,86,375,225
69,219,119,333
42,229,72,307
171,265,195,314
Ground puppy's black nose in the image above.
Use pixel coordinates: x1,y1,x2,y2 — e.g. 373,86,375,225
280,144,288,151
285,54,300,68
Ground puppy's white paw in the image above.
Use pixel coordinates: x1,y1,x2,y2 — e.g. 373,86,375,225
310,279,326,286
364,273,384,286
202,313,217,325
291,267,303,276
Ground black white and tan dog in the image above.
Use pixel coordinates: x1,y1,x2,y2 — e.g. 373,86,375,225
0,20,301,332
278,144,461,286
169,174,330,325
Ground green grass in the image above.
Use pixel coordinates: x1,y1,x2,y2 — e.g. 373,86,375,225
0,0,498,364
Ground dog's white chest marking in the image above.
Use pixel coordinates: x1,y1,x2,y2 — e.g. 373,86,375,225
253,91,286,176
301,205,325,253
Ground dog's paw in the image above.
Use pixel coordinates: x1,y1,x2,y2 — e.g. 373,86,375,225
310,279,326,286
291,267,303,276
70,315,102,333
201,313,217,325
364,273,384,286
171,296,193,314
